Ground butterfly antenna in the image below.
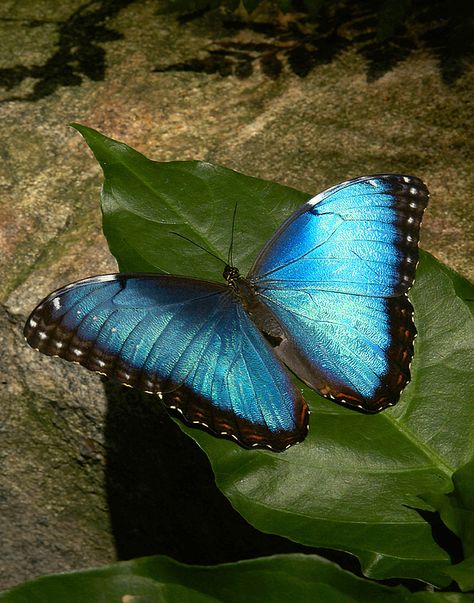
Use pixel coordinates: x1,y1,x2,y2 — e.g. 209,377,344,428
170,232,226,266
228,203,238,267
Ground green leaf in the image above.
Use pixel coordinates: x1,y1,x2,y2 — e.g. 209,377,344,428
411,593,474,603
72,124,474,586
447,557,474,593
71,123,310,277
2,554,474,603
424,458,474,591
437,459,474,556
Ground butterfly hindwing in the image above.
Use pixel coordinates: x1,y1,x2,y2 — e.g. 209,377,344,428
249,174,429,411
24,274,308,450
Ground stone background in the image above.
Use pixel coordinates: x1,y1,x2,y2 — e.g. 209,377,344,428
0,0,472,590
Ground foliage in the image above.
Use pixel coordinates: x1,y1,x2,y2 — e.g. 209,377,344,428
426,458,474,592
3,554,474,603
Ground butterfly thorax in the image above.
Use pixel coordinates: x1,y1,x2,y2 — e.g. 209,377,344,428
223,264,283,342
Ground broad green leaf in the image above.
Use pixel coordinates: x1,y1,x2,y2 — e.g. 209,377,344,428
2,554,473,603
447,558,474,594
72,125,474,586
425,458,474,591
71,124,310,278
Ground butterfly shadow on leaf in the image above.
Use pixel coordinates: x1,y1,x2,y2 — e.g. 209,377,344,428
102,378,317,563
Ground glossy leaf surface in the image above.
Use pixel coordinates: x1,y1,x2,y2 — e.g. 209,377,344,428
73,124,474,586
425,457,474,591
2,554,474,603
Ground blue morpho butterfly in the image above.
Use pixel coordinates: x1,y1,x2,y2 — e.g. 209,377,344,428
25,174,429,452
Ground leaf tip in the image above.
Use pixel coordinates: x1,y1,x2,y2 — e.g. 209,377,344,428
69,122,104,144
68,123,129,168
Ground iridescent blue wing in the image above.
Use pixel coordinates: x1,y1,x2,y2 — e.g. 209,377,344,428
249,174,429,411
24,274,308,450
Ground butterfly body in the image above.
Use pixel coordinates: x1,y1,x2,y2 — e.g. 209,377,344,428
25,174,429,451
224,266,284,342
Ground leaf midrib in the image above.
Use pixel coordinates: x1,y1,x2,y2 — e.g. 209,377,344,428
232,493,444,534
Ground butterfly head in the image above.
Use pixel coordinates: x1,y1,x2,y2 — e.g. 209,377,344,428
223,264,241,285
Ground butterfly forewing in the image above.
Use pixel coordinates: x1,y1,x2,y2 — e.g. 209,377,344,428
249,174,429,411
25,274,308,451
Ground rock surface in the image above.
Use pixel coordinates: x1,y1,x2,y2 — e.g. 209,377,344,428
0,0,472,590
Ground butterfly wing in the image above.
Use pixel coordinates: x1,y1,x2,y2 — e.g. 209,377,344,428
24,274,308,450
249,174,429,411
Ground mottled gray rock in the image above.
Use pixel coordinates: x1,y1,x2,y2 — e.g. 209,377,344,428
0,0,472,590
0,304,114,585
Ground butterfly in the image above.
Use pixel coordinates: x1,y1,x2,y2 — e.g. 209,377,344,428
24,174,429,451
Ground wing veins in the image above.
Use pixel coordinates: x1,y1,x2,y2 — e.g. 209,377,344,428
258,291,394,369
138,289,226,380
224,335,247,444
242,317,298,431
259,282,394,297
239,330,272,432
55,289,117,350
181,300,229,391
254,226,342,280
107,309,155,378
